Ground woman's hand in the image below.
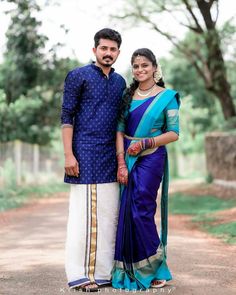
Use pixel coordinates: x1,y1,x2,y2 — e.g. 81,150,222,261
117,165,128,185
127,138,156,156
117,152,128,185
127,141,142,156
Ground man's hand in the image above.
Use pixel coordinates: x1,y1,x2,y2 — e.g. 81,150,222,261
64,153,79,177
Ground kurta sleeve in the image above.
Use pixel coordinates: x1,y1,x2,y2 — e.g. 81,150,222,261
61,70,83,127
165,94,180,135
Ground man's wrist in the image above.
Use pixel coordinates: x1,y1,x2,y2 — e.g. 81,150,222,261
64,151,74,156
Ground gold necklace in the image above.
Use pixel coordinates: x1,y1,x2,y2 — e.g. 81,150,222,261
137,84,156,97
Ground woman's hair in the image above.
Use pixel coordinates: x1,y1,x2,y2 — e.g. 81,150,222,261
119,48,165,124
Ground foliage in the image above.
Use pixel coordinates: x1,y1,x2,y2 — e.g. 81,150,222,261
0,182,69,212
0,0,81,144
169,193,236,215
160,55,223,153
111,0,236,119
1,0,48,103
0,158,17,188
205,222,236,244
169,192,236,244
0,57,76,145
0,89,52,144
169,193,236,244
160,36,236,153
162,50,214,110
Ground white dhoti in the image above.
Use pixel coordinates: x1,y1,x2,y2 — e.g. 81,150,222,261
65,182,119,289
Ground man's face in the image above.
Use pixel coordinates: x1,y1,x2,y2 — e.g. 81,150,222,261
93,38,120,68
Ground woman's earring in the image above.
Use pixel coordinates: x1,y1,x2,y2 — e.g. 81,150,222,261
153,65,163,83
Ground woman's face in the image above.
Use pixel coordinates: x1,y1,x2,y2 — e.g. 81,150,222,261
132,55,156,83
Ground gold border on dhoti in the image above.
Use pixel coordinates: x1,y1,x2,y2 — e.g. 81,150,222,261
88,184,97,282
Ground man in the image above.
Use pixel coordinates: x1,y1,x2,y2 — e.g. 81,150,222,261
61,28,126,292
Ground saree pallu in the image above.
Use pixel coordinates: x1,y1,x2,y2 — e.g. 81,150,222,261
112,89,178,290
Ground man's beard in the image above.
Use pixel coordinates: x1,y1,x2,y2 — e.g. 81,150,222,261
103,63,112,67
101,56,114,67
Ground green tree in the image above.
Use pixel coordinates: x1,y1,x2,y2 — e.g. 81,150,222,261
0,56,80,145
113,0,236,120
1,0,48,103
0,0,82,144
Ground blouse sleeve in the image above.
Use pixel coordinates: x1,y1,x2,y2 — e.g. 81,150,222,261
117,90,129,133
60,69,83,127
165,94,180,135
117,117,125,133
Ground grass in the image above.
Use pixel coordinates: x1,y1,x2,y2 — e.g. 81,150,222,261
0,183,69,212
205,222,236,244
169,193,236,244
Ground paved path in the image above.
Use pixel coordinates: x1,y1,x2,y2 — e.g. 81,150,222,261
0,190,235,295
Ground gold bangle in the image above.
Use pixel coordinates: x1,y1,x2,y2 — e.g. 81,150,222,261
116,150,125,156
118,165,126,169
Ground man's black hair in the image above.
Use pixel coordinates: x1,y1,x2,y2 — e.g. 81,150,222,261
94,28,122,48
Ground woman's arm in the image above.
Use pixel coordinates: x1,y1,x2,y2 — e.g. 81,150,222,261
116,131,125,155
127,131,178,156
116,131,128,185
128,97,180,156
153,131,179,146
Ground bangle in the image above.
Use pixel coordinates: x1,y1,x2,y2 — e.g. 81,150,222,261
118,165,127,169
116,150,125,156
140,138,156,150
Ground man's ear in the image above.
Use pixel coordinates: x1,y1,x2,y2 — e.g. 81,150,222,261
92,47,96,55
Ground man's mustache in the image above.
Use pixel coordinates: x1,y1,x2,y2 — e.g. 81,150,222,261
103,56,113,60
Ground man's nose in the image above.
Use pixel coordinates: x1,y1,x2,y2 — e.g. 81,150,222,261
105,49,113,55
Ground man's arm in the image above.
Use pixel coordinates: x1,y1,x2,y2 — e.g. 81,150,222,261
61,69,83,178
62,126,79,177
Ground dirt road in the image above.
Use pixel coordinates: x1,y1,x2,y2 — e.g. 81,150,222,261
0,190,235,295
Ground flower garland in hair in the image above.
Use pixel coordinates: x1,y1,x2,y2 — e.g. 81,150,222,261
154,64,163,83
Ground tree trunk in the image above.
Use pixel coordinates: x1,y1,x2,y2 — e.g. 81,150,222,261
205,29,236,119
196,0,236,120
212,82,236,120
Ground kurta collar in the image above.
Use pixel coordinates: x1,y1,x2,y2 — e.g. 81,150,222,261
91,62,115,77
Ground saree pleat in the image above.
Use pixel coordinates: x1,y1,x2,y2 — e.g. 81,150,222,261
112,148,171,290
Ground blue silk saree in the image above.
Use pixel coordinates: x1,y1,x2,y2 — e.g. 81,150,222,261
112,89,180,290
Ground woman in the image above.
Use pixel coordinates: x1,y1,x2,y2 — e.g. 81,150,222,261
111,48,180,290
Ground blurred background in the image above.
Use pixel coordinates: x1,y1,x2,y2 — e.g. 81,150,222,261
0,0,235,220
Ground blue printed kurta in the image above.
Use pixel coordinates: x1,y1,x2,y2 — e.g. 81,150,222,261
61,63,126,184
